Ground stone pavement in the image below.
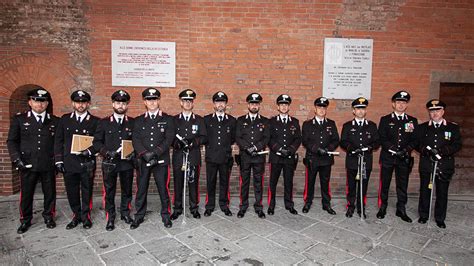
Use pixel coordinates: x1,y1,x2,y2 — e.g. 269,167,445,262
1,195,473,265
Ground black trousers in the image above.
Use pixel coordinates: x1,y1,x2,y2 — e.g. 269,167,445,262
134,162,171,221
268,163,294,209
64,171,94,222
378,164,410,212
346,168,372,211
19,169,56,223
239,161,265,212
173,165,200,213
102,166,133,221
303,164,332,208
418,171,451,222
205,162,231,211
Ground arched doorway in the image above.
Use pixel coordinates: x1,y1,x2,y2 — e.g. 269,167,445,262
7,84,55,194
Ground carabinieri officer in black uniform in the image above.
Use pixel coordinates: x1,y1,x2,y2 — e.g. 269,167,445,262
203,91,236,217
7,87,58,234
235,93,270,219
131,88,175,229
171,89,207,220
301,97,339,215
54,90,99,230
93,90,135,231
376,91,418,223
416,99,462,228
340,97,380,218
267,94,301,215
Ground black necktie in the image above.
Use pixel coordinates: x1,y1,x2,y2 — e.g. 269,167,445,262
435,123,439,128
398,116,403,121
358,121,362,127
218,116,223,122
251,117,254,122
282,117,287,124
151,114,156,120
77,116,81,123
319,121,323,126
117,118,122,124
37,115,42,124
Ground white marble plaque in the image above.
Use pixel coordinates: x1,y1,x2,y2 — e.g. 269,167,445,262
112,40,175,87
323,38,373,99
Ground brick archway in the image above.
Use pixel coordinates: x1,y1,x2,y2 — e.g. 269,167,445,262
0,54,78,195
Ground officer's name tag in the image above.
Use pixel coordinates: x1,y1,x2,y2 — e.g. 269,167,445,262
404,122,414,132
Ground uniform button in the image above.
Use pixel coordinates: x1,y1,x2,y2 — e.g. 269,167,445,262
150,138,153,140
218,131,221,133
38,147,41,150
218,126,221,128
434,140,437,142
251,137,254,139
218,143,221,145
119,137,122,140
283,129,286,131
151,133,154,135
152,127,155,129
38,141,41,143
150,144,154,147
218,137,221,139
320,141,323,144
185,129,188,131
283,134,286,136
38,135,41,137
251,131,254,133
119,130,121,133
360,138,362,140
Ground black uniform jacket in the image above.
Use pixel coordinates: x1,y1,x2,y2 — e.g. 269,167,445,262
54,112,99,173
7,110,59,172
416,119,462,174
132,110,175,165
172,113,207,166
235,113,270,164
340,119,380,170
378,112,418,166
268,115,301,164
302,117,339,166
93,115,135,171
204,113,236,164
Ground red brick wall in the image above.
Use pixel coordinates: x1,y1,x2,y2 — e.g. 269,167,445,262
1,1,473,197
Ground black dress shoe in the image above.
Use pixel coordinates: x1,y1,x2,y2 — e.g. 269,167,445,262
256,210,266,219
376,208,386,219
192,211,201,219
287,207,298,215
357,211,367,219
267,208,275,215
302,204,310,213
170,211,182,220
45,219,56,229
345,208,354,218
66,219,81,230
436,221,446,228
106,220,115,231
121,215,133,224
237,210,246,218
222,209,233,216
83,219,93,229
204,209,213,217
130,218,144,230
323,206,336,215
396,210,412,223
17,222,31,234
163,218,172,228
418,217,428,224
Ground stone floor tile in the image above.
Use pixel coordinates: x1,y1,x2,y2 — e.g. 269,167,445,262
236,235,305,264
142,236,193,264
100,243,159,265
